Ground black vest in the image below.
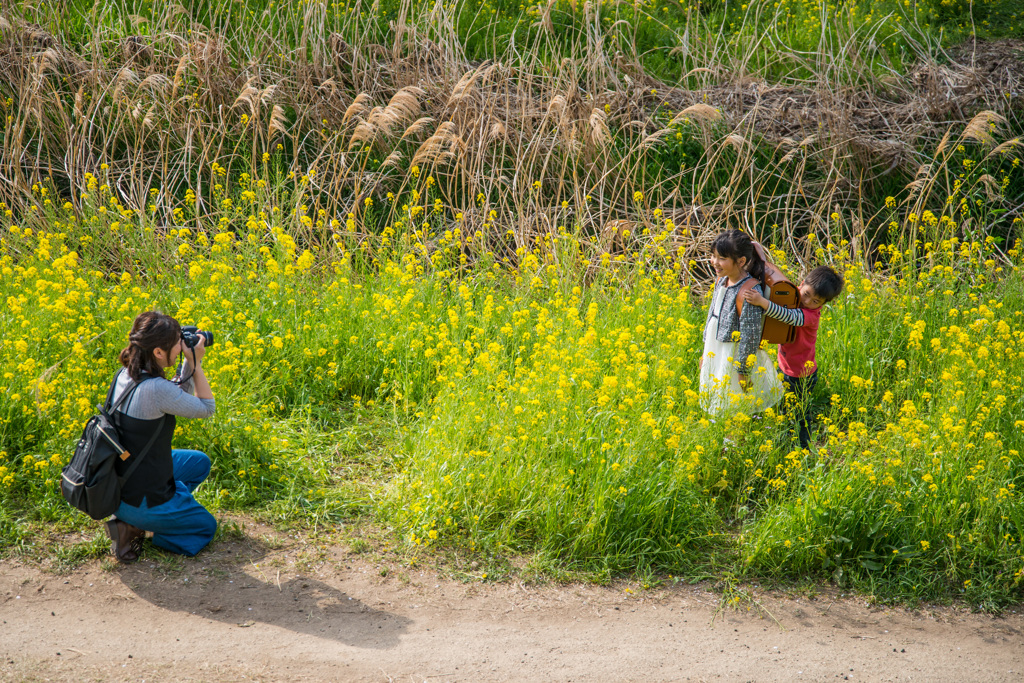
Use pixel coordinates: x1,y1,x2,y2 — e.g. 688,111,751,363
112,377,178,508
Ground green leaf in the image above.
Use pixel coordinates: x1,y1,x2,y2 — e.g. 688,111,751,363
868,517,884,537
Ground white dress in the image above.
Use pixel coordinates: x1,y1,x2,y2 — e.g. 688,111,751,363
699,283,784,417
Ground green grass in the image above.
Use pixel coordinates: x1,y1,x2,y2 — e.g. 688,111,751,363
11,0,1021,84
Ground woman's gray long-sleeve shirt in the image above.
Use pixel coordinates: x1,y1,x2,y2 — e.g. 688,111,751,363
113,368,215,419
108,366,214,507
704,275,766,374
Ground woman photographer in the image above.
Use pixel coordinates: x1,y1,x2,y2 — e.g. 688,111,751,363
104,311,217,563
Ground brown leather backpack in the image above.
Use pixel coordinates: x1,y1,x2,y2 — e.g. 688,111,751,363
735,241,800,345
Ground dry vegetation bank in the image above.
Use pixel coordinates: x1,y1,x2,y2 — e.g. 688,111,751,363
1,6,1021,254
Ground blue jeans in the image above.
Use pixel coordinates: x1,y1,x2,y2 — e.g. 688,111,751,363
781,370,818,450
115,449,217,557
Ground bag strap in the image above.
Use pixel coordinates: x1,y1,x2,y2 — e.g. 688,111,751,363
102,370,119,409
117,413,167,486
105,369,141,414
734,276,758,317
105,369,167,484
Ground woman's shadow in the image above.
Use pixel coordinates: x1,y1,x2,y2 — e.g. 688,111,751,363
114,527,411,649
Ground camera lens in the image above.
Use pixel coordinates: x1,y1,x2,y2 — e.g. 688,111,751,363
181,325,213,348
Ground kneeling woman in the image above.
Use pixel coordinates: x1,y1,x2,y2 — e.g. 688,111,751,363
105,311,217,562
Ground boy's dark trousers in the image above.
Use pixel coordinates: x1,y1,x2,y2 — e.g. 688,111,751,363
781,370,818,450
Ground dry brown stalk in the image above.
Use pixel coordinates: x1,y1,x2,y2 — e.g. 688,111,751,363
402,117,435,139
963,110,1005,147
268,104,288,139
588,109,609,149
672,103,723,123
348,119,377,150
344,93,373,124
411,121,464,166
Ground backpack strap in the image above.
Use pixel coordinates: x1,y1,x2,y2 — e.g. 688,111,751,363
106,370,168,474
102,369,123,411
106,370,161,414
735,276,758,317
104,369,140,414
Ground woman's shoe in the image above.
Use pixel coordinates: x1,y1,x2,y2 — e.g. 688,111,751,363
104,519,145,563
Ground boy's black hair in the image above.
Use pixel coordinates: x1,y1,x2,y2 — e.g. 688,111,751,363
804,266,844,302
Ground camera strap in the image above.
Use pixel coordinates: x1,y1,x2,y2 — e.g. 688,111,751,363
172,346,199,386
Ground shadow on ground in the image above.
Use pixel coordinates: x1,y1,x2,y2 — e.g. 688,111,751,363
113,529,410,649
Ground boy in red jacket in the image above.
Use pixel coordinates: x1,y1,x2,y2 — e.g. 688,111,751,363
740,266,844,450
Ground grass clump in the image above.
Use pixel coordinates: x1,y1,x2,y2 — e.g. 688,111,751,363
385,266,725,574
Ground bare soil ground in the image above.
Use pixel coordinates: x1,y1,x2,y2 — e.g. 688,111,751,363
2,519,1022,683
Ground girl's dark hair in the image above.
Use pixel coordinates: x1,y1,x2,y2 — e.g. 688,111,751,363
119,311,181,381
711,229,766,285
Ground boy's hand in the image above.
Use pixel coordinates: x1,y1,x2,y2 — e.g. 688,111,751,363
739,289,769,310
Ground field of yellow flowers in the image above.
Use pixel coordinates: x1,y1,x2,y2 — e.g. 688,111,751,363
2,0,1023,606
2,160,1022,605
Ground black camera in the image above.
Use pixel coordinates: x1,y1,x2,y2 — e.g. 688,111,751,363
181,325,215,349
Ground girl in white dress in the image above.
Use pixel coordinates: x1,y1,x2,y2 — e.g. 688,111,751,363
699,230,783,417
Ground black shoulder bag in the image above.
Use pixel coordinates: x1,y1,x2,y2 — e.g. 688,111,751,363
61,371,165,520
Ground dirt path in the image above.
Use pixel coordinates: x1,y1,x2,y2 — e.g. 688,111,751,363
2,523,1022,682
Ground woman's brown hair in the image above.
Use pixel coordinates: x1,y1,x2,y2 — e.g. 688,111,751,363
119,311,181,381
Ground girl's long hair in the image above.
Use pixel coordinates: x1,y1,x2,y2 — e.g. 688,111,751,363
119,311,181,381
711,229,766,286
